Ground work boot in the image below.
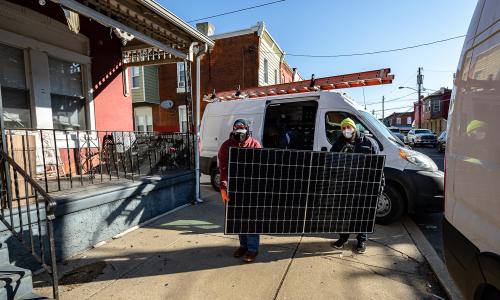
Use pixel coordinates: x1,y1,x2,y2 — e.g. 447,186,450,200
243,251,258,263
355,241,367,254
233,247,247,258
331,239,348,249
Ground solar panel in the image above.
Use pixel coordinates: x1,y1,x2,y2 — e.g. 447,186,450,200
225,148,385,235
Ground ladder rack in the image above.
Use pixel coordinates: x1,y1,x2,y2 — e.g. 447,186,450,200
205,68,394,101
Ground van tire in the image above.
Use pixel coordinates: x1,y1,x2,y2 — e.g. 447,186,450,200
376,184,405,225
211,168,220,192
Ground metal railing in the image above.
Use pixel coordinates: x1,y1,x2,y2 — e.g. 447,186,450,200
3,129,194,195
0,149,59,299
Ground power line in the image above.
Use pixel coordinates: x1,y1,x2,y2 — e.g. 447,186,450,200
263,34,465,58
373,105,413,113
187,0,286,23
365,92,416,105
365,97,417,106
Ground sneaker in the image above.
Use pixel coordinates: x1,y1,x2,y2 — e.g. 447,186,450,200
233,247,247,258
331,239,348,249
243,251,258,263
355,241,367,254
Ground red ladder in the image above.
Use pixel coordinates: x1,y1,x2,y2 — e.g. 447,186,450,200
206,68,394,101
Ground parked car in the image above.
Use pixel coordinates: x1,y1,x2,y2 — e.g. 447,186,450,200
200,91,444,224
443,0,500,299
436,131,446,153
407,129,437,147
388,127,407,144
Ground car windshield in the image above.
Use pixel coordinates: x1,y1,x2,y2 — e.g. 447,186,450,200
360,111,405,147
389,128,400,133
415,129,432,134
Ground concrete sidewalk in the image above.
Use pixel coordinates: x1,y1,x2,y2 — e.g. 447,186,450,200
34,182,446,300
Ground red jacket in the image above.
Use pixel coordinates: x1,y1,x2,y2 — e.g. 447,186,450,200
218,136,262,183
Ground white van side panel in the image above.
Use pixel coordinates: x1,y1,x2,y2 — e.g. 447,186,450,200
446,6,500,253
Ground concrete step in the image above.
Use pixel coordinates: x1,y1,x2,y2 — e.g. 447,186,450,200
19,292,52,299
0,244,10,264
0,264,33,300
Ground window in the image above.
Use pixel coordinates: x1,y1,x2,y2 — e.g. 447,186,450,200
325,111,369,145
131,67,140,89
282,74,286,83
274,69,278,84
263,59,269,84
407,116,412,124
396,117,401,125
177,62,186,92
432,99,441,112
0,43,31,128
178,105,187,132
49,57,86,130
134,107,153,132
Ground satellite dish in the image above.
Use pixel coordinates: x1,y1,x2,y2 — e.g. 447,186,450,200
160,100,174,109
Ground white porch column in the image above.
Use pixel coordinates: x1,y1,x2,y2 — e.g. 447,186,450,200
28,49,54,129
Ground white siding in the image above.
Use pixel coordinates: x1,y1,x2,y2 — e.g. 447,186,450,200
258,32,281,86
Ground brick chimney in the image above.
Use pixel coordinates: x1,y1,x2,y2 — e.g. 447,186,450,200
196,22,215,36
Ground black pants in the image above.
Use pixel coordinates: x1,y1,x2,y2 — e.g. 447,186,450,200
339,233,367,243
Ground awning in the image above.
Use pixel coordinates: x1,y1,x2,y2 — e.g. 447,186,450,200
50,0,214,64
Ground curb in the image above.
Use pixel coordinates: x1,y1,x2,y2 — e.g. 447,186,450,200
402,217,463,300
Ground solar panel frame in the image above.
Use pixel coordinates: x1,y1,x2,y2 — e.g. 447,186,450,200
225,147,385,235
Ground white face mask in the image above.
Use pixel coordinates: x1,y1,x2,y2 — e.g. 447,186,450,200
342,128,354,139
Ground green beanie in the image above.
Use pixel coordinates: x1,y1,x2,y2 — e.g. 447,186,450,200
340,118,357,130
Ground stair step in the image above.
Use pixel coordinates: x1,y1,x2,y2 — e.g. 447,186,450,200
19,292,52,299
0,264,33,300
0,244,9,264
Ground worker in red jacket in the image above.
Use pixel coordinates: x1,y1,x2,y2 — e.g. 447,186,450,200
218,119,262,263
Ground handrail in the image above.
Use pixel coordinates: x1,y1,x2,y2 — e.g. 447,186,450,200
0,149,59,299
0,150,56,218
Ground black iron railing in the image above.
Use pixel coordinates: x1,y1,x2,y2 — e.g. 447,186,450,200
3,129,194,195
0,149,59,299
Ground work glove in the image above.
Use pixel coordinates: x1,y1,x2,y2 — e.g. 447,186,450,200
220,181,228,190
221,188,230,204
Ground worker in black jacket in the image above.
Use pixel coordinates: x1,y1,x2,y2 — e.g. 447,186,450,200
330,117,380,254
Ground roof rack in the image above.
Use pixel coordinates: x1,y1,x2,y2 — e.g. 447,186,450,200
204,68,394,102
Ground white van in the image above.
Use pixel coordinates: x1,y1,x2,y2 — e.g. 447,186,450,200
200,91,444,224
443,0,500,298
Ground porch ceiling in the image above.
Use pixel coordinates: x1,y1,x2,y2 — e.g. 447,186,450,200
51,0,213,63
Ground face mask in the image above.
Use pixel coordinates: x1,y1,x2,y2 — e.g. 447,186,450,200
342,128,354,139
234,132,247,142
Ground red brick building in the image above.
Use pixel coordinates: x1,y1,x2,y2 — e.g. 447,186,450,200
414,88,451,133
144,22,300,132
384,112,414,127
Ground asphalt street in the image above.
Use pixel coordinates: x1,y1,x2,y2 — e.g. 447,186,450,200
411,146,445,259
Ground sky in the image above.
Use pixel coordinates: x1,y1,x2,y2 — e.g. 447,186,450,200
160,0,477,118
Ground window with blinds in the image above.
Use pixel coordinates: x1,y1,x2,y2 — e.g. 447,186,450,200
48,56,86,130
0,43,32,129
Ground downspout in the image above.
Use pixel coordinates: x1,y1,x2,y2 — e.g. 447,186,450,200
194,43,208,203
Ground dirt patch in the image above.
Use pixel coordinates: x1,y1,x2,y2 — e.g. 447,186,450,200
59,261,107,286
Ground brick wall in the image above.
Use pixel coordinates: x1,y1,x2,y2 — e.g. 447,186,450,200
157,33,260,132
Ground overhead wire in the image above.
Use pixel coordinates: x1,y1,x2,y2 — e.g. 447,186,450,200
187,0,286,23
262,35,465,58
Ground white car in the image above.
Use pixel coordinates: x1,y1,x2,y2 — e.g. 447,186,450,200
407,129,437,147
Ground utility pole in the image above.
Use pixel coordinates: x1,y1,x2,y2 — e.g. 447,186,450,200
372,109,376,116
382,96,385,120
417,67,423,128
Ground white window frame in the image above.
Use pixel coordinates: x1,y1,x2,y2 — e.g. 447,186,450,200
264,59,269,84
407,116,412,124
131,66,140,89
396,117,401,125
274,69,278,84
177,62,186,93
432,99,441,112
178,104,187,132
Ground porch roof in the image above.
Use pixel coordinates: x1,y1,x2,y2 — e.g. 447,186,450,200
51,0,214,64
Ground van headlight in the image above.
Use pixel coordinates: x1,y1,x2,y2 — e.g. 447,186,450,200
399,148,438,171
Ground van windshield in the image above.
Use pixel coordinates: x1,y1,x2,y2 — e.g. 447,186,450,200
361,111,405,147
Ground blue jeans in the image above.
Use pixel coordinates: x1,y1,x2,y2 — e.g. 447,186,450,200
339,233,367,243
239,234,260,252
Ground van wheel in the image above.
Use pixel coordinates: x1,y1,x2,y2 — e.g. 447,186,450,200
210,168,220,192
376,185,405,225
